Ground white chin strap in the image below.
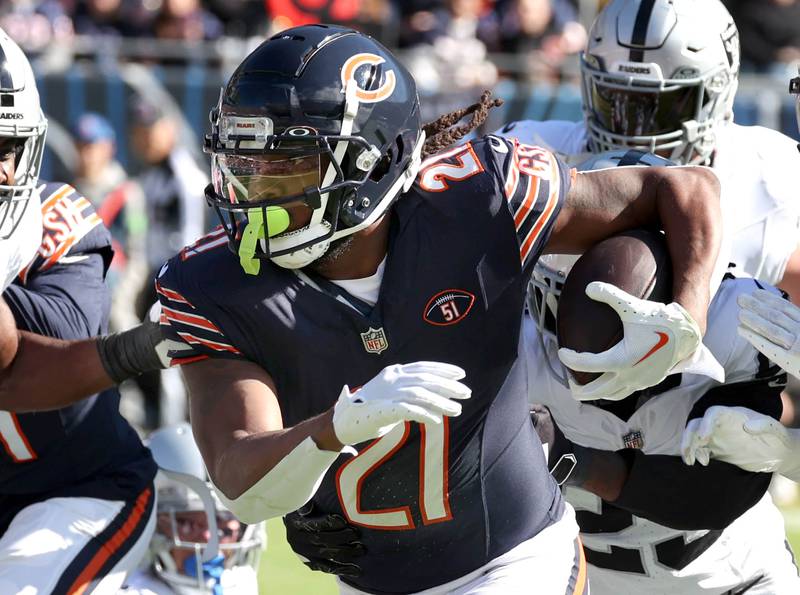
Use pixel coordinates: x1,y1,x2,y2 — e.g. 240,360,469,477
269,221,332,269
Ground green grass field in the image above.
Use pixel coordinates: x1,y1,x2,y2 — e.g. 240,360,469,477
258,519,337,594
256,504,800,594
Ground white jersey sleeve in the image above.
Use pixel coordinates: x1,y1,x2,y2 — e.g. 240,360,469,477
494,120,588,162
713,123,800,285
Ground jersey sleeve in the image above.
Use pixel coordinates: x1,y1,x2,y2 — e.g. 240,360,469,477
5,252,109,339
18,182,114,283
484,135,573,274
5,183,114,339
155,249,246,366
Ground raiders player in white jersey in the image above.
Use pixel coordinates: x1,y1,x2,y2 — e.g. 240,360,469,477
497,0,800,298
526,254,800,595
680,73,800,481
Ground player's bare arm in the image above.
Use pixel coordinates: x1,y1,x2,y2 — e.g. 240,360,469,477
564,444,769,530
548,165,721,333
0,301,165,412
183,357,470,521
183,357,335,500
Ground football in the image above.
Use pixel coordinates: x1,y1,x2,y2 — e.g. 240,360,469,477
423,289,476,326
556,229,673,385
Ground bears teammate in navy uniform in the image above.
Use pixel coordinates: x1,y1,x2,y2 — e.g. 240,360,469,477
0,182,157,593
0,29,157,594
156,26,722,593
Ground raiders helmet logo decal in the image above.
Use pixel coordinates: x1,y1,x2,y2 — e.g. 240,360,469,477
423,289,475,326
341,53,396,103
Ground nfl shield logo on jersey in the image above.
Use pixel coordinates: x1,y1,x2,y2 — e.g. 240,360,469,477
622,430,644,450
361,327,389,354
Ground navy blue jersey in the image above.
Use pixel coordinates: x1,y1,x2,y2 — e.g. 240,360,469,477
0,183,155,500
158,137,572,593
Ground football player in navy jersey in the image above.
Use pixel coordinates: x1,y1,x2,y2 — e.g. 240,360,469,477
0,30,158,594
146,25,725,594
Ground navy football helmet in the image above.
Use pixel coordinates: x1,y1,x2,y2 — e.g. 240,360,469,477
205,25,423,271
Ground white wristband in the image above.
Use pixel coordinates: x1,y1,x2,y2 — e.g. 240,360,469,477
212,436,353,523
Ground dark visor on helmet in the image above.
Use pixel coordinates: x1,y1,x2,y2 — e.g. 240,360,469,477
590,82,702,136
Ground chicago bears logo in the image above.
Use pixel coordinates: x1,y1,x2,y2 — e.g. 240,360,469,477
423,289,475,326
341,53,396,103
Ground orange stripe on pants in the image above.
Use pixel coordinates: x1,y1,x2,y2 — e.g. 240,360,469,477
67,487,152,595
572,537,588,595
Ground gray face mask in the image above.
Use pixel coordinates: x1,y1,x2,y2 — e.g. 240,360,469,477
792,74,800,143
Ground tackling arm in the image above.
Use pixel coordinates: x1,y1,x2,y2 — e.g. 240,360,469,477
558,444,768,530
0,302,165,412
534,405,768,530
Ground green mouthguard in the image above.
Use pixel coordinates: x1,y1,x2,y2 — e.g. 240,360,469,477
238,207,291,275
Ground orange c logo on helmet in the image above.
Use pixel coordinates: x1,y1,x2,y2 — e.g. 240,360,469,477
341,53,396,103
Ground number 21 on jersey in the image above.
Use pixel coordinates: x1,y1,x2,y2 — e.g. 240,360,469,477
336,419,451,530
0,412,36,462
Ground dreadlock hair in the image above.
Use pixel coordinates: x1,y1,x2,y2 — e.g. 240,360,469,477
421,90,504,159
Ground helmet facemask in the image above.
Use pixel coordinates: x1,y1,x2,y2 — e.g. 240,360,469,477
147,423,265,595
0,132,46,239
0,28,47,240
152,504,263,595
203,26,424,273
528,254,579,388
581,56,735,165
791,73,800,142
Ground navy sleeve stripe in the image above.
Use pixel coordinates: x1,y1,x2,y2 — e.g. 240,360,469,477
519,165,561,265
179,227,229,261
40,182,74,207
512,175,540,231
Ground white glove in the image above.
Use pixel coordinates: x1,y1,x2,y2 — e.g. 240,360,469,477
557,282,703,401
737,288,800,378
332,362,471,446
681,405,800,481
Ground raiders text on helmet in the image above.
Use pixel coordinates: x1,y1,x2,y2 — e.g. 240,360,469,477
580,0,739,165
204,25,423,271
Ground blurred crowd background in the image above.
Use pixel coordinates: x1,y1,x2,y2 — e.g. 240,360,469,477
2,0,799,431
